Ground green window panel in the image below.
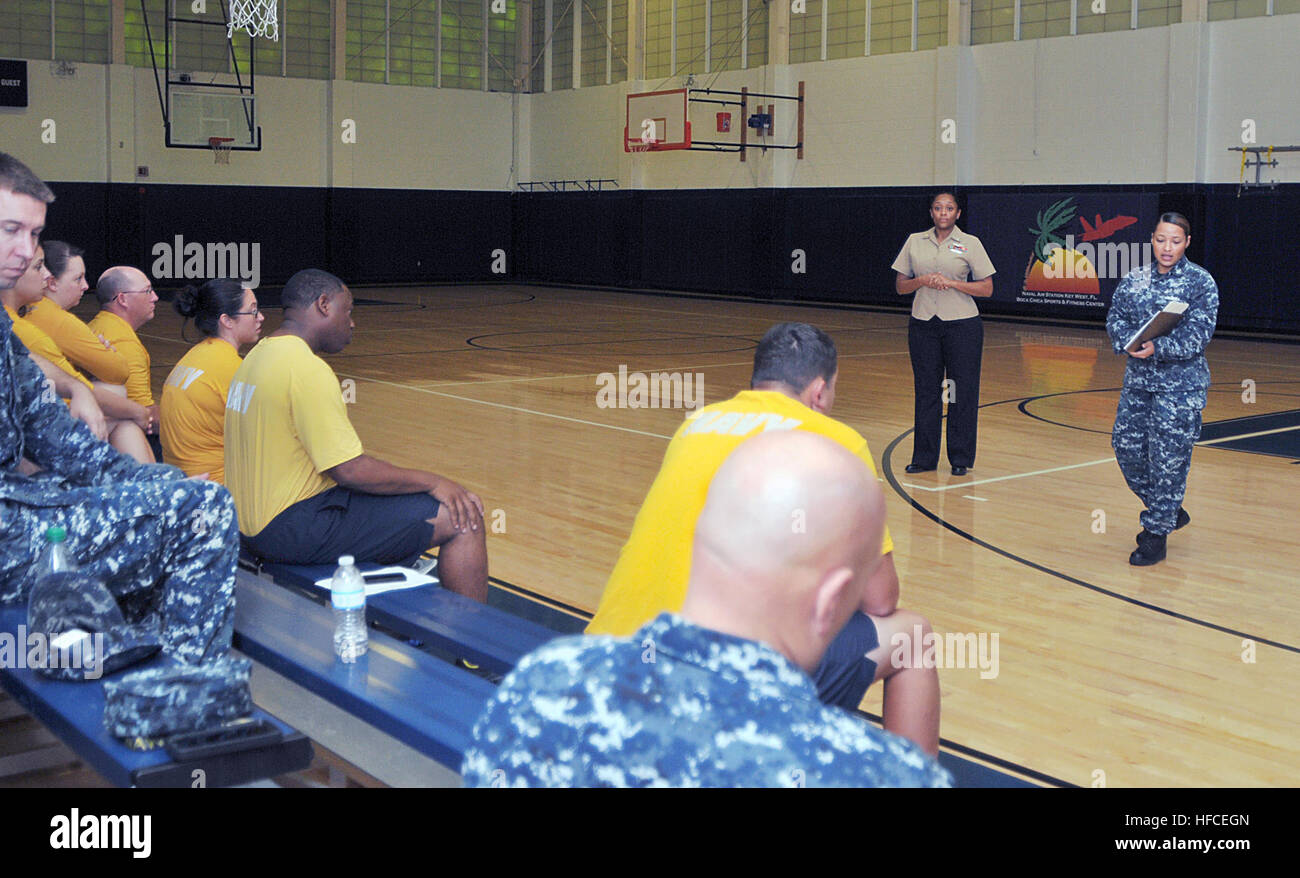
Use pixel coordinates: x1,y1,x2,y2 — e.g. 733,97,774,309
580,0,609,86
284,0,331,79
790,0,821,63
971,0,1014,44
442,0,485,89
645,0,672,79
746,0,766,67
677,0,706,73
1208,0,1269,18
486,0,516,90
870,0,912,55
550,0,573,88
610,0,628,81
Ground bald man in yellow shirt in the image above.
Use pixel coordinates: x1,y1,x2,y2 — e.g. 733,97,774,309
88,265,161,455
587,322,940,754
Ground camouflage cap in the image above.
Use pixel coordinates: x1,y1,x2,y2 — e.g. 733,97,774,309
26,570,162,681
102,656,253,740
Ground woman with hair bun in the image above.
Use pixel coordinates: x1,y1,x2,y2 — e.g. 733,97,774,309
26,240,130,384
1105,212,1219,567
160,279,264,483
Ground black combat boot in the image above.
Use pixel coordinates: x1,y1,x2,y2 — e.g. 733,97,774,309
1136,508,1189,543
1130,530,1167,566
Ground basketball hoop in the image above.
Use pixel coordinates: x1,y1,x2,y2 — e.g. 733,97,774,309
209,137,235,164
228,0,279,41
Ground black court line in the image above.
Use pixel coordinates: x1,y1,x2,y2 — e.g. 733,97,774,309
488,570,1054,786
1014,381,1300,439
530,281,1300,345
488,575,592,622
882,393,1300,655
851,707,1071,788
409,292,537,311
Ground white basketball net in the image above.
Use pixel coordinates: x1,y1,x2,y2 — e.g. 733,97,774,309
228,0,279,41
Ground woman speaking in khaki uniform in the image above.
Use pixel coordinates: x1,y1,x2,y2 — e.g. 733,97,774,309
892,192,996,476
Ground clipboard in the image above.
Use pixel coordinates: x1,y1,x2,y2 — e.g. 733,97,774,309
1125,301,1187,353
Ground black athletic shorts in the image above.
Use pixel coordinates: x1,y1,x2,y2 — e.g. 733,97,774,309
811,612,880,710
242,486,440,567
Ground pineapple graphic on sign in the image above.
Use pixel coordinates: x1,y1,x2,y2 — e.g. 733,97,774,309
1022,197,1101,295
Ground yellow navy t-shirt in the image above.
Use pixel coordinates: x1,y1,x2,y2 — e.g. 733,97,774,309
161,337,242,483
224,334,364,537
4,305,93,390
25,298,130,384
586,390,895,637
87,310,153,405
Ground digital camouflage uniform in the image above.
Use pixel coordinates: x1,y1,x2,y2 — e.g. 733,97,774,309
461,613,953,788
0,309,236,664
102,657,252,738
1105,257,1219,535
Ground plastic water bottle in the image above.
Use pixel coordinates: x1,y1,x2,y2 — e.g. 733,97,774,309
331,555,368,662
34,526,75,578
30,526,77,615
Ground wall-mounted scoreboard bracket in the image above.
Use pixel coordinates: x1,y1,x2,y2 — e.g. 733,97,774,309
1227,144,1299,196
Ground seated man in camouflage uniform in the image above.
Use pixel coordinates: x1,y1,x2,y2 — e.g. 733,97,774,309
461,431,952,788
0,152,235,664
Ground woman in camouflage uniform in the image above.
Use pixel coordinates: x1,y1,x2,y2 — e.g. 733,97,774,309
1105,213,1219,566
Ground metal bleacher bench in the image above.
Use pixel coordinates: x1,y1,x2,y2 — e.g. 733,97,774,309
0,554,562,786
0,601,313,788
246,559,561,676
231,557,562,779
232,570,497,773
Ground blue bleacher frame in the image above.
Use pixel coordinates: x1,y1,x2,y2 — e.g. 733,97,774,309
0,603,312,788
232,571,494,770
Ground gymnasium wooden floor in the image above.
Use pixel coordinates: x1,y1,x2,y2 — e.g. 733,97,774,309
135,284,1300,787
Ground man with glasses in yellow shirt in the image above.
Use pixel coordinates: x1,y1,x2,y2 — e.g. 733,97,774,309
88,266,161,457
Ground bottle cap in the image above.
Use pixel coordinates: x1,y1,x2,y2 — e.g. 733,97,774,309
45,526,67,543
338,555,355,567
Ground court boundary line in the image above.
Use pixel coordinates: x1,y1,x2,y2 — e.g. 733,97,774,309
334,345,1026,439
523,281,1300,345
902,456,1118,493
483,569,1061,787
1014,382,1300,438
883,391,1300,655
332,372,677,440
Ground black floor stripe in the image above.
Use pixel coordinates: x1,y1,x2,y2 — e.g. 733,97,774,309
1014,381,1300,437
883,392,1300,655
489,573,1052,785
489,575,593,622
852,707,1074,788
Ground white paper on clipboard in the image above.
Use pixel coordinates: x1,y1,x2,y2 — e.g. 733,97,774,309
314,566,439,596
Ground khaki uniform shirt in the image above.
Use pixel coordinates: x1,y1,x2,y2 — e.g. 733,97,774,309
891,226,997,321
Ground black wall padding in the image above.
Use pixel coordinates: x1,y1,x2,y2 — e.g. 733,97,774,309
36,180,1300,335
330,188,513,284
514,190,636,286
